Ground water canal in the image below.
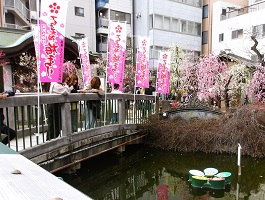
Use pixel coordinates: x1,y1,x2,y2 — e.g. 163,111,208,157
56,144,265,199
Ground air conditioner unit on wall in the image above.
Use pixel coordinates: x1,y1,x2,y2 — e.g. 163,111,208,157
30,11,38,20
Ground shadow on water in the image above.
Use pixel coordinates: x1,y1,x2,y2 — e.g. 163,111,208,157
55,144,265,199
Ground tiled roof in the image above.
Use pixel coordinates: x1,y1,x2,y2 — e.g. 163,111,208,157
219,51,257,68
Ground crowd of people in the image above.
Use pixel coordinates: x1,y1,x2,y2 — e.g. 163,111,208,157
1,74,157,144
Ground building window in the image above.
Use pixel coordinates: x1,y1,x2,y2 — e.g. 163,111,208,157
180,20,187,33
110,10,131,24
75,7,84,17
232,29,243,39
219,33,224,42
75,33,85,38
253,24,265,37
164,17,170,30
203,5,208,19
195,23,201,36
149,15,153,29
202,31,208,44
150,14,201,36
154,14,163,29
171,18,179,32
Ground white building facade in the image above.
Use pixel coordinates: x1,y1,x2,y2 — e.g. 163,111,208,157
66,0,96,52
212,0,265,61
96,0,133,53
134,0,202,71
1,0,96,51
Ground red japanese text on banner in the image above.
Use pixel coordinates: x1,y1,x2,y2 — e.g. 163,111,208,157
136,37,150,88
157,51,171,94
77,37,92,87
39,0,69,83
107,21,127,85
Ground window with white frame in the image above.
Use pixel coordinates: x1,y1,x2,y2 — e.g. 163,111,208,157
195,23,201,36
232,29,243,39
75,7,84,17
150,15,201,37
253,24,265,38
219,33,224,42
188,21,194,35
171,18,179,32
180,20,187,33
110,10,131,24
75,33,85,38
164,17,170,30
154,15,163,29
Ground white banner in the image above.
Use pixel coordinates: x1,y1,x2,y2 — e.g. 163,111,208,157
136,36,150,88
77,37,92,88
107,21,127,85
39,0,69,82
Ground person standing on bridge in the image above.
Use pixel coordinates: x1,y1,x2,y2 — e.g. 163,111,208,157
46,73,72,141
0,90,17,145
84,77,104,128
69,73,80,132
110,83,122,123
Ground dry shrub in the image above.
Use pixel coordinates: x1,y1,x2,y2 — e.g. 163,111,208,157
143,104,265,158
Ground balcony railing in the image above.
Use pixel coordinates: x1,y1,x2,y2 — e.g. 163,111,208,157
5,23,31,30
221,1,265,21
97,42,107,52
4,0,30,21
98,17,109,28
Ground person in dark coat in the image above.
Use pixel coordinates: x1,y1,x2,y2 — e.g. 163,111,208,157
144,81,156,95
0,90,17,145
142,81,156,118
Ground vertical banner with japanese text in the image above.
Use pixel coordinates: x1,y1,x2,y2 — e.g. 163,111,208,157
157,51,171,94
136,36,150,88
107,21,127,85
77,37,92,87
39,0,69,82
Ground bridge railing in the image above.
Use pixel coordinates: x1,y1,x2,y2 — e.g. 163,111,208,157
0,93,158,152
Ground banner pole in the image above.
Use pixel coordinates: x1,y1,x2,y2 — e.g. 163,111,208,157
36,0,40,144
156,51,160,114
133,73,136,123
104,20,112,126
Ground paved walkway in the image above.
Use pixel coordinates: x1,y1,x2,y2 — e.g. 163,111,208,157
0,143,92,200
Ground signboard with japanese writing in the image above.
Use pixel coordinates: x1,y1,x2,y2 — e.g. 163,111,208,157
136,37,150,88
107,21,127,85
39,0,69,83
157,51,171,94
77,37,92,88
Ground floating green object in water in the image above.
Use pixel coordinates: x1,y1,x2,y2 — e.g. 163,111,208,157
204,167,218,177
191,175,208,188
189,170,204,181
216,172,232,185
208,177,225,189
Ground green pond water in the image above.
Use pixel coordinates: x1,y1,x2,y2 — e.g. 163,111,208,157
56,144,265,200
